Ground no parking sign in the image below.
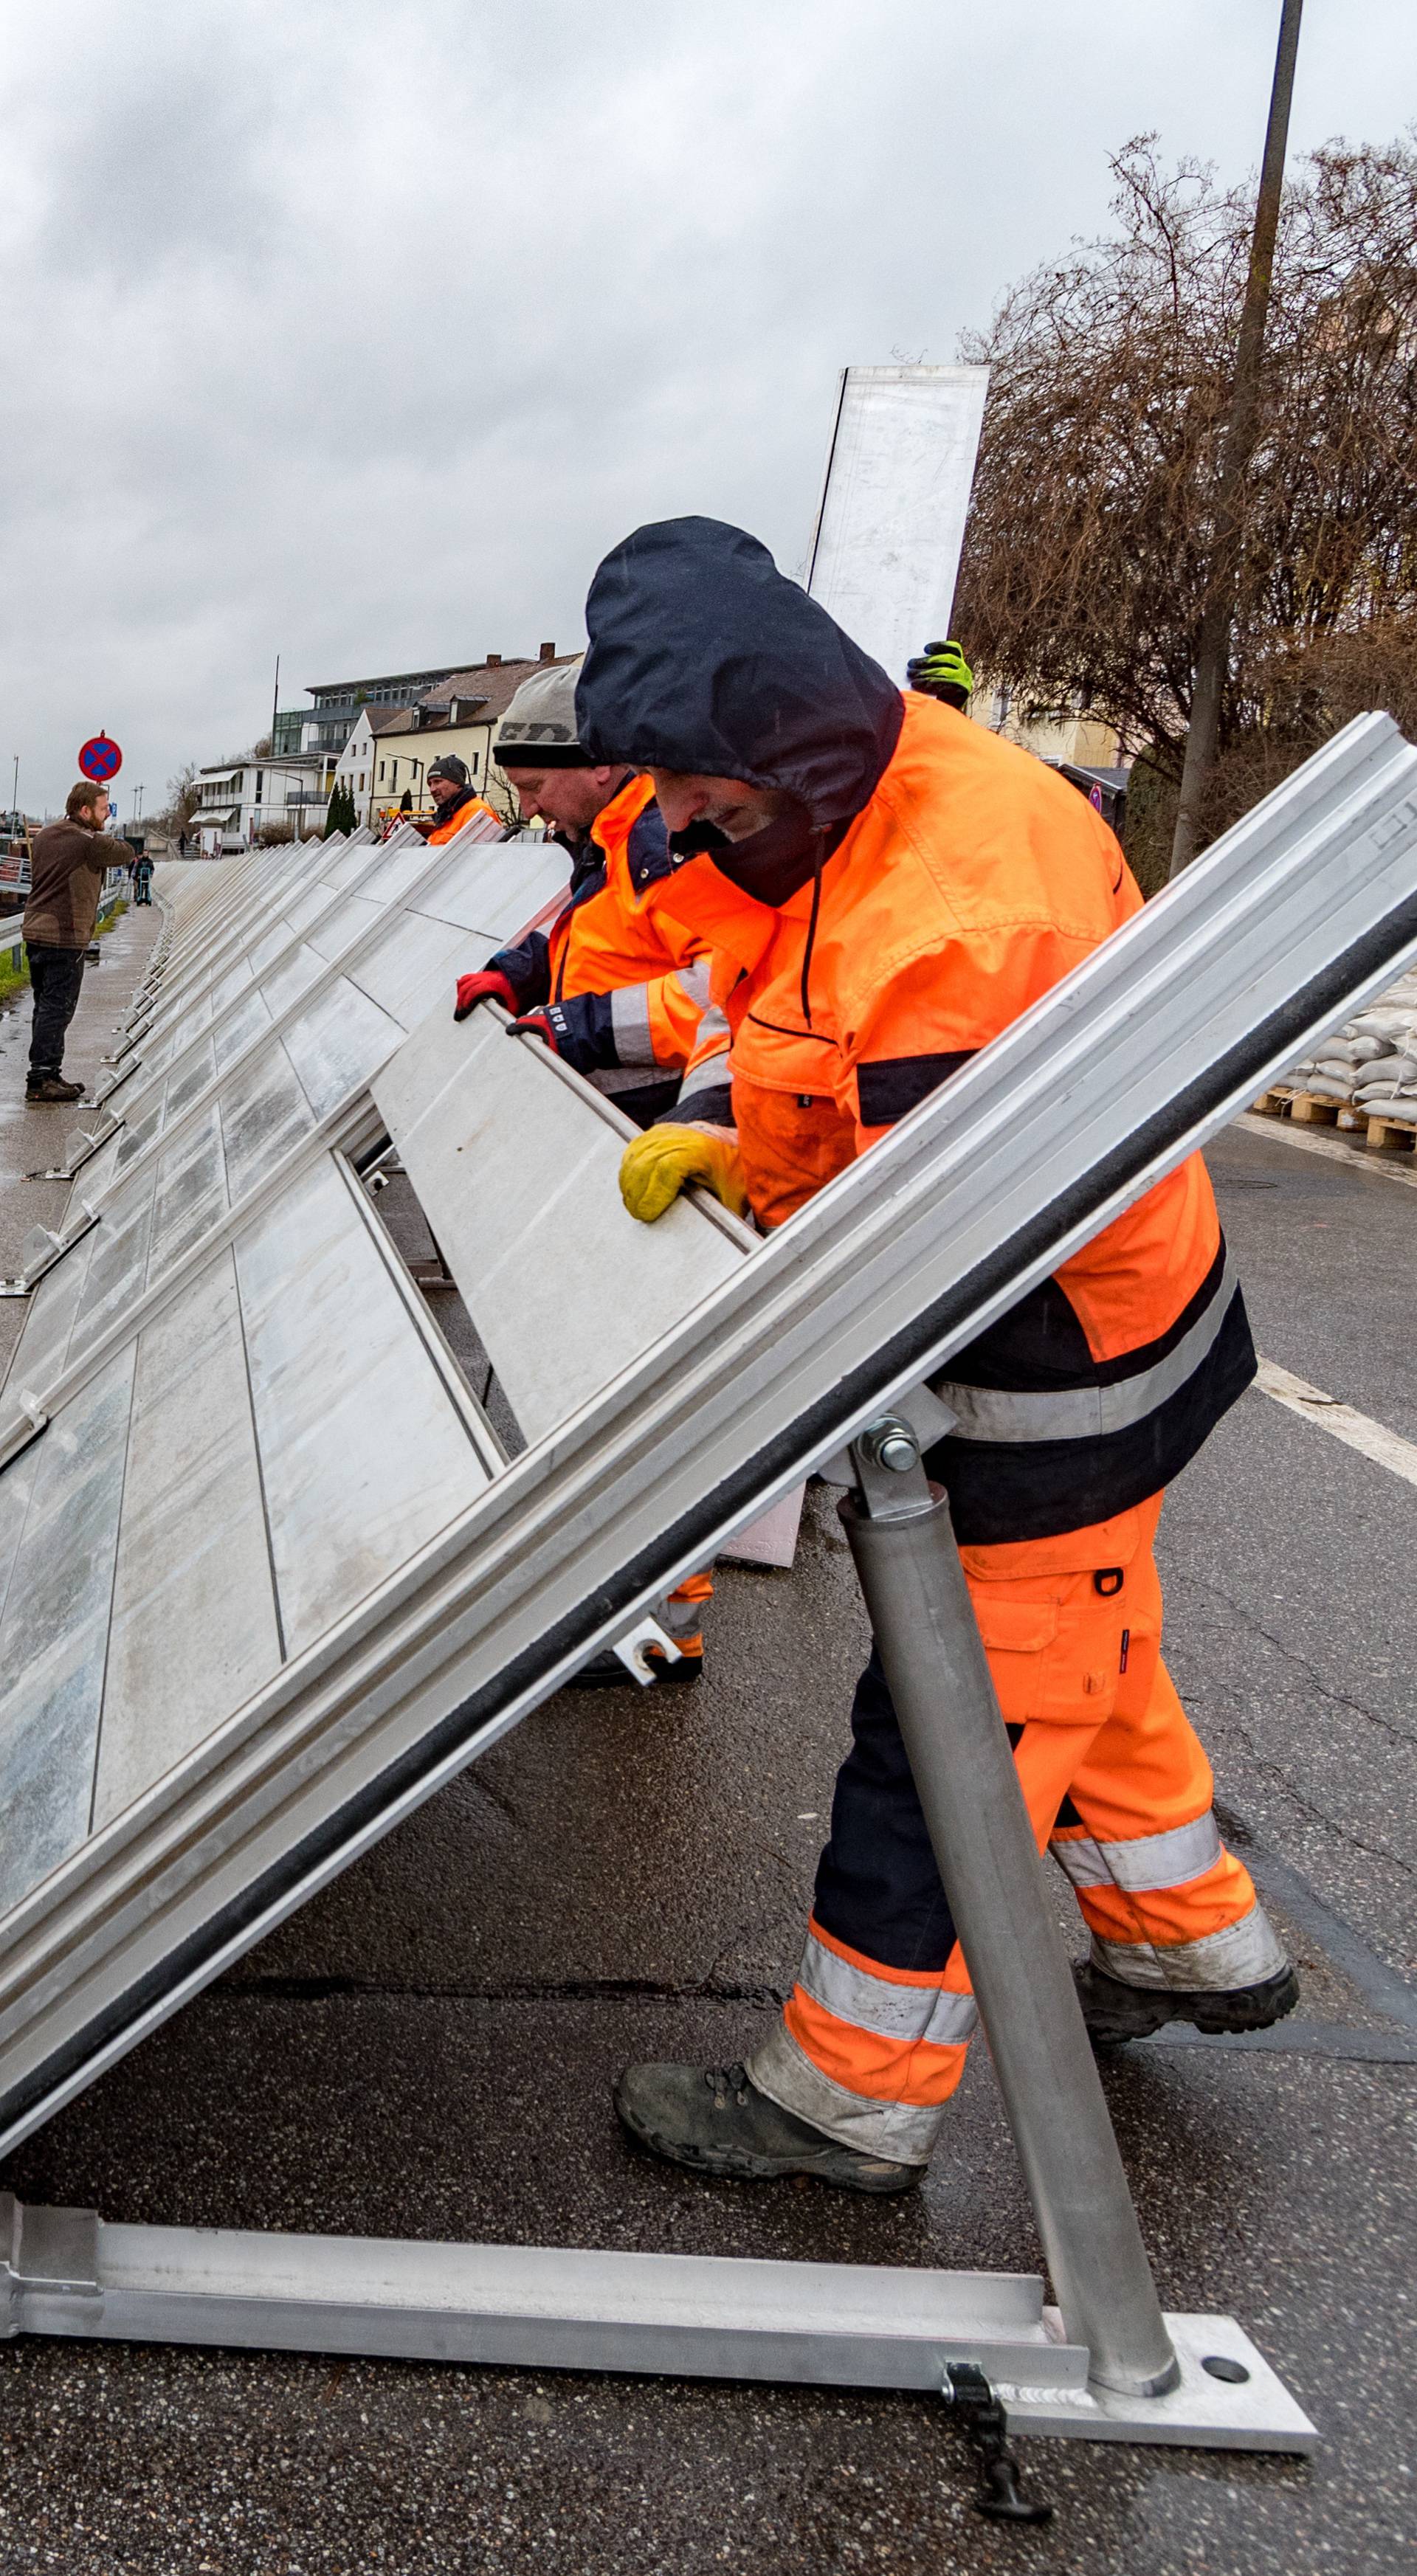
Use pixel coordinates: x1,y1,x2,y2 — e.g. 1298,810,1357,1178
77,733,123,783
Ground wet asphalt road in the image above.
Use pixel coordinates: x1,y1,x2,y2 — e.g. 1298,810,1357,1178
0,919,1413,2575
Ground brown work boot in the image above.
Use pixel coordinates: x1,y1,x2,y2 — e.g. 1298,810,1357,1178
1073,1958,1300,2047
26,1074,83,1103
614,2059,925,2194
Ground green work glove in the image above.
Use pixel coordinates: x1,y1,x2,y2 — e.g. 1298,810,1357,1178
907,639,974,708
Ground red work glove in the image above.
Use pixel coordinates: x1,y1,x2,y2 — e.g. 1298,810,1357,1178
506,1008,560,1054
453,968,517,1022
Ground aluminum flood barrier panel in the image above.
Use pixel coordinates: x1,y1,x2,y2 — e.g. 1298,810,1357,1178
0,708,1414,2178
806,363,989,680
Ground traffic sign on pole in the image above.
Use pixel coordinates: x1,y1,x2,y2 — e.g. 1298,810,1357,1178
77,733,122,783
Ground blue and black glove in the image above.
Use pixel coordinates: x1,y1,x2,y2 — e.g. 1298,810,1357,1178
506,990,619,1077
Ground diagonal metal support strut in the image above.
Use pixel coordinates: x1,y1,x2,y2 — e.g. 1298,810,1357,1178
841,1414,1178,2399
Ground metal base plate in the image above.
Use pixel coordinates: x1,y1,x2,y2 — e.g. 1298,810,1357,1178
0,2197,1316,2452
1010,2310,1317,2448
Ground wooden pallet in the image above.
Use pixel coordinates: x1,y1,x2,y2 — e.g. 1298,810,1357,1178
1249,1085,1417,1151
1364,1112,1417,1151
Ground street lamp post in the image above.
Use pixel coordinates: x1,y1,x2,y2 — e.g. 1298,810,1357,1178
1169,0,1305,876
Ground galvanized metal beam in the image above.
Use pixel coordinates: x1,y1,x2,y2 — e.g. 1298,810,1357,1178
0,2195,1316,2449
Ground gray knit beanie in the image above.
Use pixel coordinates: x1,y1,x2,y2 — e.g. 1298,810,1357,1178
494,659,591,769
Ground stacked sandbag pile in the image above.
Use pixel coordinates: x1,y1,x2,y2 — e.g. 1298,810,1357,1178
1278,964,1417,1128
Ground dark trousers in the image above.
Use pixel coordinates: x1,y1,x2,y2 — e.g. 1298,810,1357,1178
812,1646,962,1973
26,945,86,1076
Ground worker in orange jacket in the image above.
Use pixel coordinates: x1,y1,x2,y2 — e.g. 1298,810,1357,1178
453,658,713,1130
414,755,500,844
574,517,1297,2193
452,655,715,1681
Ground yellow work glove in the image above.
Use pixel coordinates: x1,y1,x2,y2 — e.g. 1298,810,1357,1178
619,1124,751,1223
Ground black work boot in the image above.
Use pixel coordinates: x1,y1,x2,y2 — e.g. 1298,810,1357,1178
25,1074,83,1103
1073,1958,1300,2047
613,2059,925,2195
644,1639,703,1688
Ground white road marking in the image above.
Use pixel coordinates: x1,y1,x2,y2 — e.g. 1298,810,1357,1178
1255,1358,1417,1489
1236,1111,1417,1192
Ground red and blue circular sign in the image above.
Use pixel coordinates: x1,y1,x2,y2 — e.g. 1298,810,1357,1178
77,733,123,783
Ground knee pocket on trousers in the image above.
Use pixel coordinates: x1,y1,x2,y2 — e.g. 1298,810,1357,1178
970,1599,1059,1727
972,1589,1129,1730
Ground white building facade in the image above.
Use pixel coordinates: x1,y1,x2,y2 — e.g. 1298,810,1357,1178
191,754,331,854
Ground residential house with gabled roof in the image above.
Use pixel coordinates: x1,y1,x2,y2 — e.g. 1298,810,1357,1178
272,662,489,762
335,643,582,830
333,706,418,829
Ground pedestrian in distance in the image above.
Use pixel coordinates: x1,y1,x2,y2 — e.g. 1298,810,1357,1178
22,781,117,1102
578,517,1299,2195
131,849,154,905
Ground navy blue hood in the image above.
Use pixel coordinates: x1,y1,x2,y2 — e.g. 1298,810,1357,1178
576,518,904,829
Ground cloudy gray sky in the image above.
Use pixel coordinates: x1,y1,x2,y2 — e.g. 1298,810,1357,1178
4,0,1415,817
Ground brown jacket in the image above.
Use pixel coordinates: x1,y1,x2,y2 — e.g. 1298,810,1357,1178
24,819,108,947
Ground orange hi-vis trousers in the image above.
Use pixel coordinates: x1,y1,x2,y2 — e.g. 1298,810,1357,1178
747,1493,1286,2166
661,1567,714,1663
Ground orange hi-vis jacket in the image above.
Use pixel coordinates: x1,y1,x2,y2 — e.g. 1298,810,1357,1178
659,693,1256,1546
484,771,711,1110
427,790,500,844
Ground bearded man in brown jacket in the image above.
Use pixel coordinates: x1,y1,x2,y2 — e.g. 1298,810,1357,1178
22,781,114,1102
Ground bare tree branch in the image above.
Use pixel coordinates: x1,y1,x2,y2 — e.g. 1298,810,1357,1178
955,134,1417,843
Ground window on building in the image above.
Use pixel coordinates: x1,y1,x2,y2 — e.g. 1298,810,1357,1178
472,753,479,775
379,762,385,782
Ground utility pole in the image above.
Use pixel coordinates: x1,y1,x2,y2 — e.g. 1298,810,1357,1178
271,653,280,756
10,756,16,825
1169,0,1304,877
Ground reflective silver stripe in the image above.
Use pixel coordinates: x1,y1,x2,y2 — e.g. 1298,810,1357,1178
933,1253,1238,1444
609,982,658,1067
590,1063,671,1097
1089,1902,1287,1992
659,1595,705,1640
673,957,713,1010
747,2022,948,2164
796,1933,978,2049
691,1001,732,1058
1050,1810,1224,1893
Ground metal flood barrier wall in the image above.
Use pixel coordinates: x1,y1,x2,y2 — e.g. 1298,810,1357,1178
0,711,1413,2161
806,364,989,682
0,722,1416,2454
0,812,756,2152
